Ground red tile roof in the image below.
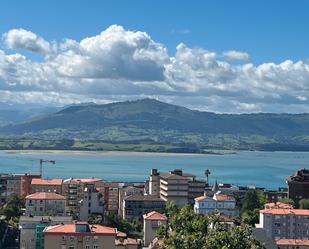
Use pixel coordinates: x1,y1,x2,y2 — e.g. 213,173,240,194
115,238,139,246
64,178,102,184
276,239,309,246
143,211,167,221
31,178,63,185
260,209,309,215
26,192,65,200
43,223,117,236
194,195,209,201
214,193,235,201
264,202,293,209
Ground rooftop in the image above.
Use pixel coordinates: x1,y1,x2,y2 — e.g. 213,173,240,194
288,168,309,182
143,211,167,221
64,177,102,184
43,222,117,236
31,178,63,185
115,238,139,246
26,192,65,200
264,202,293,210
276,239,309,246
124,194,164,202
260,209,309,216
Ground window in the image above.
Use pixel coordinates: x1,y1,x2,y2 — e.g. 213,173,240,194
85,245,90,249
93,245,98,249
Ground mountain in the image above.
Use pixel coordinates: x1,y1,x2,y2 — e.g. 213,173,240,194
1,99,309,150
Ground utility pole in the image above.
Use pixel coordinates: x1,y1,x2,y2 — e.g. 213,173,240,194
39,159,56,177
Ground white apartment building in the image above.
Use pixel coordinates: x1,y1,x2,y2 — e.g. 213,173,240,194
194,191,238,216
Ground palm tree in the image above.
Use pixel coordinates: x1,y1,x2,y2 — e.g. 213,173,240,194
204,169,211,185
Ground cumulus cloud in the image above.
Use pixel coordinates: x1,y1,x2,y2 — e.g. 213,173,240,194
0,25,309,113
223,50,249,60
3,28,51,54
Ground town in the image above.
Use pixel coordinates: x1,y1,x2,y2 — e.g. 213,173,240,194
0,166,308,249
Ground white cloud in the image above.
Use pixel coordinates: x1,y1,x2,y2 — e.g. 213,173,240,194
223,50,249,60
3,28,51,54
0,25,309,113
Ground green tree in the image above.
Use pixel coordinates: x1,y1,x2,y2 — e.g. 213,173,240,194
241,190,265,214
299,198,309,209
157,202,264,249
278,198,295,207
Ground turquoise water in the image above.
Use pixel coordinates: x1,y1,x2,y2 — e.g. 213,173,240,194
0,150,308,190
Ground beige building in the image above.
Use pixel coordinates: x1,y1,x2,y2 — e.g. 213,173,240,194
19,215,72,249
63,178,104,216
25,192,66,216
143,211,167,247
31,178,63,194
79,183,104,221
104,182,120,214
43,222,117,249
258,209,309,240
149,169,205,207
115,238,139,249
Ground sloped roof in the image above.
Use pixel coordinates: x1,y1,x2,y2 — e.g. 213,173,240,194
31,178,63,185
276,239,309,246
260,209,309,215
143,211,167,221
26,192,65,200
43,223,116,235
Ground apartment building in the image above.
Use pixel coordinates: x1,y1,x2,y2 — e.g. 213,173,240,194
122,195,165,223
31,178,63,194
143,211,167,247
25,192,66,216
287,168,309,203
63,177,104,216
104,182,120,214
0,173,40,205
118,185,144,217
194,191,238,216
19,215,72,249
258,209,309,240
79,183,104,221
43,222,117,249
149,169,206,207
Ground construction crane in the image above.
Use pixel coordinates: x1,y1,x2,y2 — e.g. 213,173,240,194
39,159,56,177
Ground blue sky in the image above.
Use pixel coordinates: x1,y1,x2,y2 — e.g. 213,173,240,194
0,0,309,113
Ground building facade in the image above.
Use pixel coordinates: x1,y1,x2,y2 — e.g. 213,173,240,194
149,169,206,207
43,222,117,249
258,209,309,240
123,195,165,223
287,168,309,203
25,192,66,216
19,215,72,249
79,183,104,221
194,191,238,216
143,211,167,247
118,185,144,217
31,178,63,194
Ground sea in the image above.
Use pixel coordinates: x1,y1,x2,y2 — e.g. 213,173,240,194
0,150,308,190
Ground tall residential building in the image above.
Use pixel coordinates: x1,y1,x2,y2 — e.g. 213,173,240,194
0,173,40,205
103,182,120,214
19,215,72,249
149,169,206,207
258,209,309,240
31,178,63,194
79,183,104,221
118,185,144,217
194,191,238,216
123,195,165,223
25,192,66,216
287,168,309,203
63,178,104,216
143,211,167,247
43,222,117,249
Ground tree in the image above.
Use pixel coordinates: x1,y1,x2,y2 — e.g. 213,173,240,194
278,198,295,207
241,190,265,214
157,202,265,249
299,198,309,209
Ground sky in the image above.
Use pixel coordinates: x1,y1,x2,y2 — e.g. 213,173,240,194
0,0,309,113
